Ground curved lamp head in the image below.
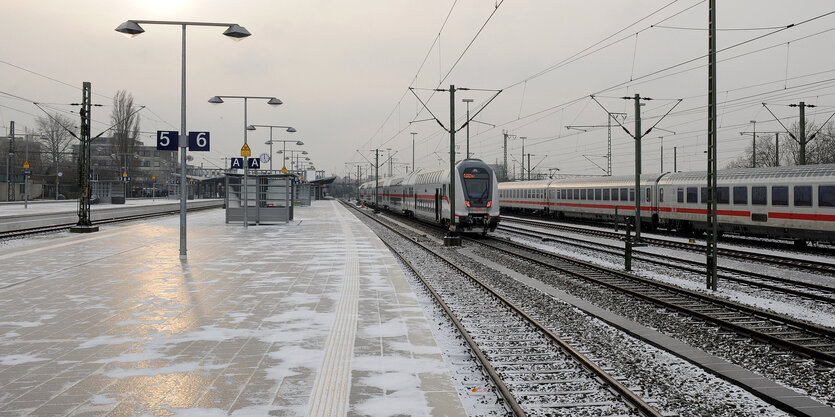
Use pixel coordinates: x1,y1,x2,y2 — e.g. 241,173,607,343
223,24,251,39
115,21,144,38
246,125,256,131
208,96,224,104
276,150,283,154
302,150,308,155
267,98,283,105
286,127,297,133
295,141,304,146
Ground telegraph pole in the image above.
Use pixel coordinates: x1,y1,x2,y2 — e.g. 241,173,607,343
449,85,457,233
502,130,514,181
520,136,526,180
71,82,98,233
789,101,815,165
411,132,417,173
6,122,13,202
775,133,779,166
592,94,681,243
374,149,379,209
632,94,643,240
706,0,718,290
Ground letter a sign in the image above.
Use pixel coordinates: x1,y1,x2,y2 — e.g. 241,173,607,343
230,157,244,169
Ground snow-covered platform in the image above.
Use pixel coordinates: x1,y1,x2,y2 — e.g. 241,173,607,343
0,198,223,233
0,200,466,416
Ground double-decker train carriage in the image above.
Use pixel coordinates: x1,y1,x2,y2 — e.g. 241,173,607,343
498,164,835,243
359,159,501,234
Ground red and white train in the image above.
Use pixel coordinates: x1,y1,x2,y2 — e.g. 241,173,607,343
358,159,501,234
498,164,835,243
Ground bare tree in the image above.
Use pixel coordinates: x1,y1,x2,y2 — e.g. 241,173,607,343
110,90,141,177
728,121,835,168
36,112,76,176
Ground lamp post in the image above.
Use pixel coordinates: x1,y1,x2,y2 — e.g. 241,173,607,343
750,120,756,168
410,132,417,173
246,124,297,172
116,19,251,257
209,95,283,228
283,150,308,175
519,136,526,180
462,98,473,159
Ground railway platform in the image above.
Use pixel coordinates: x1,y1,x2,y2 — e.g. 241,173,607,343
0,200,466,416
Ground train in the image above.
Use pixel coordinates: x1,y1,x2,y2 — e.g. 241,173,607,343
358,159,501,234
498,164,835,243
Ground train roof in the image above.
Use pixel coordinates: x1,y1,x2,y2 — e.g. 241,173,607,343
659,164,835,185
498,179,554,189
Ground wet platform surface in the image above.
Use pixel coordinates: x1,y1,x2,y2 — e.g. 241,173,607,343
0,200,465,416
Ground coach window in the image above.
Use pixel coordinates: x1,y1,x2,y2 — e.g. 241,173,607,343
794,185,812,207
629,188,635,202
752,186,767,205
603,188,610,200
700,187,707,204
573,189,580,199
659,188,664,203
677,188,684,203
718,187,729,204
620,188,628,201
595,189,602,200
646,187,651,202
580,189,586,200
587,188,594,199
687,187,698,203
819,186,835,207
611,188,619,201
733,186,748,205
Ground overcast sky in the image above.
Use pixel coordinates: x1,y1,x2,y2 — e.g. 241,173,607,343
2,1,835,179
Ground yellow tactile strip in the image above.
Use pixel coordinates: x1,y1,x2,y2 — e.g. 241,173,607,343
306,206,359,417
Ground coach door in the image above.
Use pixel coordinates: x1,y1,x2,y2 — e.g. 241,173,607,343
434,189,441,221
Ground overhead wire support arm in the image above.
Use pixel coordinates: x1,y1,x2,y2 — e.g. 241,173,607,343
456,89,503,133
807,109,835,141
33,103,80,140
762,103,798,141
591,95,633,137
642,99,683,136
409,87,448,131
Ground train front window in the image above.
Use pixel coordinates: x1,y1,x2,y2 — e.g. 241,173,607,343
461,167,490,205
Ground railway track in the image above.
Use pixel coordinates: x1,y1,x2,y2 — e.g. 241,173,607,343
347,203,661,416
502,216,835,277
471,233,835,366
499,222,835,304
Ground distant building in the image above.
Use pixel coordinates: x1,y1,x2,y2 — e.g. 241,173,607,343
73,136,179,195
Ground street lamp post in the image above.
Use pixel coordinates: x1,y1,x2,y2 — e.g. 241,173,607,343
209,96,284,228
410,132,417,173
116,19,251,257
750,120,756,168
462,98,473,159
246,124,297,172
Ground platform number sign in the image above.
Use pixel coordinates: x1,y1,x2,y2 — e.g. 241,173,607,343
248,158,261,169
188,131,210,152
156,131,179,151
230,158,244,169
